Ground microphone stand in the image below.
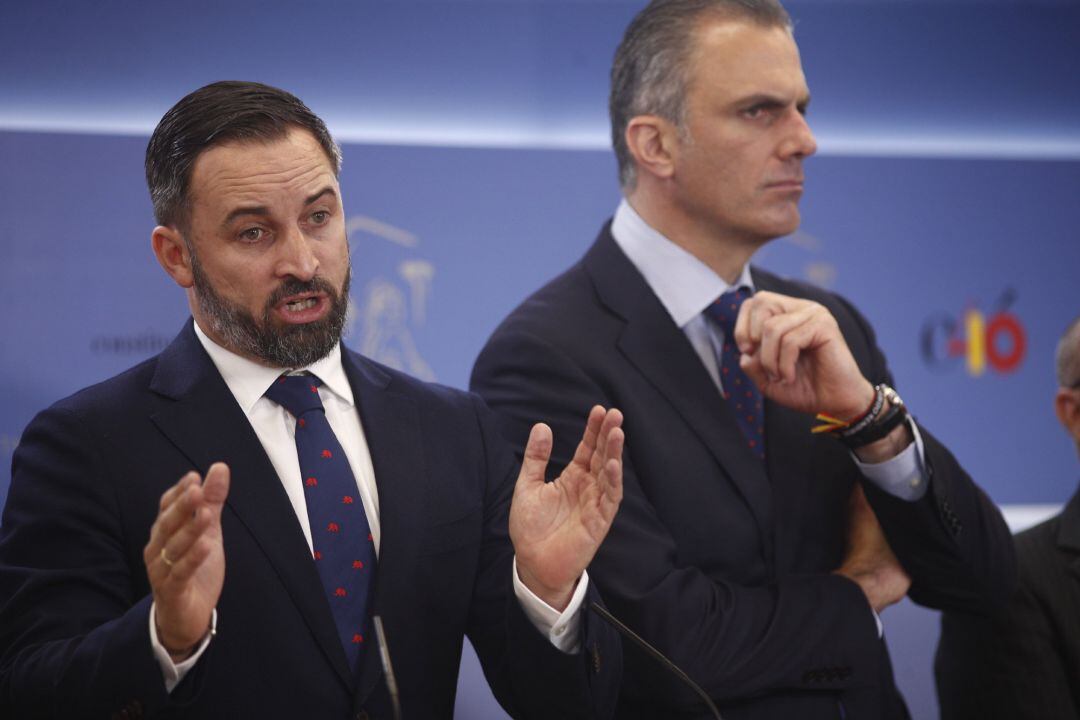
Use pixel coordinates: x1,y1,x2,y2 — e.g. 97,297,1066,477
372,615,402,720
590,601,723,720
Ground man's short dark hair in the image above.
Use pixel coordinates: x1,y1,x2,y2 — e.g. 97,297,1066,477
609,0,792,189
145,80,342,230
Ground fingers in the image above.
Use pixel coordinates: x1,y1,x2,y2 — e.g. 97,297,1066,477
569,405,606,473
532,406,623,508
146,473,202,566
518,423,554,487
597,426,625,522
158,471,199,512
572,406,625,478
599,409,624,471
737,293,835,384
734,291,790,354
735,293,791,384
159,523,216,584
752,304,811,382
579,408,624,520
732,294,756,355
144,465,230,584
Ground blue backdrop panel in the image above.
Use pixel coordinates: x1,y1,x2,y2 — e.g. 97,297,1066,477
1,129,1078,718
3,1,1079,152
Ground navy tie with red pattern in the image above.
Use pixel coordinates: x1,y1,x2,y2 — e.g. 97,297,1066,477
704,288,766,461
265,374,376,673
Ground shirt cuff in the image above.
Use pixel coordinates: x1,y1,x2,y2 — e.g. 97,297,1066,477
512,556,588,654
149,601,217,693
851,417,928,501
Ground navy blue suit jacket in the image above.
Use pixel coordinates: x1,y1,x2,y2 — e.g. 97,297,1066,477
471,226,1015,720
0,321,620,719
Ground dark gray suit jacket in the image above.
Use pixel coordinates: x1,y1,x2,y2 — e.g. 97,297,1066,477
936,485,1080,719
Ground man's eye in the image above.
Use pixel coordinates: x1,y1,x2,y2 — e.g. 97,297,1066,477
311,211,330,224
240,227,264,242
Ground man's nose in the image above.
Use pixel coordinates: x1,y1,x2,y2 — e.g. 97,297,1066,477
276,224,320,280
779,110,817,159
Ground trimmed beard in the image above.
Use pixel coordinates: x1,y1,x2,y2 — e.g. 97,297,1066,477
191,252,350,369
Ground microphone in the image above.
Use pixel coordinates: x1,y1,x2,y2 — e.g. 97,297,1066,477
589,601,724,720
372,615,402,720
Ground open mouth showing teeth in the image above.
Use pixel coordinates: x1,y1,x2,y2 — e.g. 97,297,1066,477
285,298,319,311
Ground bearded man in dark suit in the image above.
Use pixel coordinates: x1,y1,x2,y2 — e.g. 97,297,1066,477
0,81,626,720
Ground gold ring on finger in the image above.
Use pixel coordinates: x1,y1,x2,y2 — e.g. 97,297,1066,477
160,546,175,568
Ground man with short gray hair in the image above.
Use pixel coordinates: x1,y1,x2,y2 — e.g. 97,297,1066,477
473,0,1015,717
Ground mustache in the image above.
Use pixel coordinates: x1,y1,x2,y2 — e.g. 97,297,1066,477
265,276,340,310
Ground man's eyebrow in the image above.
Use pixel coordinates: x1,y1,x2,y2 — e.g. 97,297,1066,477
736,93,811,110
736,93,789,109
305,187,337,206
222,205,270,228
221,187,338,228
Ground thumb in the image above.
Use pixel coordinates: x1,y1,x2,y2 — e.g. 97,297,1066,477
202,462,231,513
518,423,553,486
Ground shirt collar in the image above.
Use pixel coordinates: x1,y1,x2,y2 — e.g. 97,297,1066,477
192,321,355,414
610,198,754,328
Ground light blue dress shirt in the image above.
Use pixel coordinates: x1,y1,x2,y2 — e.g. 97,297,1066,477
609,199,928,502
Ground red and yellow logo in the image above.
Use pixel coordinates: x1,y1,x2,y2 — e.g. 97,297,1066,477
920,289,1026,376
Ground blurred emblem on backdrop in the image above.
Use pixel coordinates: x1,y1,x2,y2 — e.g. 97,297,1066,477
346,214,436,381
921,288,1026,377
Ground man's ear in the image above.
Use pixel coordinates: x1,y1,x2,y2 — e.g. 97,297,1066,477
151,225,194,289
625,114,680,182
1054,387,1080,446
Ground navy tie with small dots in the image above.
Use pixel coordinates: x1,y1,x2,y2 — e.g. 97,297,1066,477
704,288,766,461
265,374,376,673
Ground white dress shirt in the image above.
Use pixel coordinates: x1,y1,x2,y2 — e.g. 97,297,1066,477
150,323,586,691
610,199,928,500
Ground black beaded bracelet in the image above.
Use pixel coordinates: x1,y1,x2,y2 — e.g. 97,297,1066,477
839,384,886,438
837,386,909,449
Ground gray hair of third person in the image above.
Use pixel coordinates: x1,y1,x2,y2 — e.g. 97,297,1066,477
609,0,793,190
1055,315,1080,389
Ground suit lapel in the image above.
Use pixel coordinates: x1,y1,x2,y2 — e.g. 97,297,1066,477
751,268,822,576
148,323,356,689
584,229,775,557
341,349,428,707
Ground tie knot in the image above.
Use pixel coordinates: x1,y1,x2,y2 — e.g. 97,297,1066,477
706,287,752,331
265,374,325,418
